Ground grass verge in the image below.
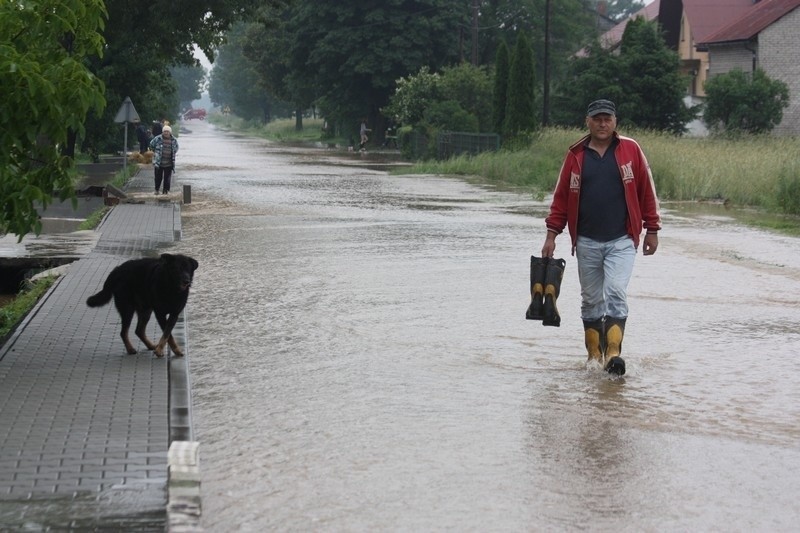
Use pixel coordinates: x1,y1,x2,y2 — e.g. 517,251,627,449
209,115,343,145
0,276,58,344
75,160,139,232
78,207,110,231
398,127,800,233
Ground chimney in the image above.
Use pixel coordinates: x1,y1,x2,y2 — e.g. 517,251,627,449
597,1,608,16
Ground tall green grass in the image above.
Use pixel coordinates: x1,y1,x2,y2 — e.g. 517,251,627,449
642,132,799,210
400,127,800,214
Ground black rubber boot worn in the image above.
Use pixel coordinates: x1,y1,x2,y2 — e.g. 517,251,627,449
583,318,604,363
604,316,627,375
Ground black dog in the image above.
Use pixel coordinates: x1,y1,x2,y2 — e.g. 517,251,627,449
87,253,198,357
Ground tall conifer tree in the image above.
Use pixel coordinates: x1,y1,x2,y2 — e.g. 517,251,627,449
504,31,537,137
493,41,510,135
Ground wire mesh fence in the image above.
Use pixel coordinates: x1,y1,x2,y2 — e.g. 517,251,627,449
437,131,500,159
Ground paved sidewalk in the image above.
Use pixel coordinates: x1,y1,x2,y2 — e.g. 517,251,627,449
0,169,193,530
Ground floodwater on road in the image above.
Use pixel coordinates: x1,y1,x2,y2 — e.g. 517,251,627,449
174,120,800,531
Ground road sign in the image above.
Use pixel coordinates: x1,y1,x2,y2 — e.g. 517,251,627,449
114,97,140,124
114,97,140,174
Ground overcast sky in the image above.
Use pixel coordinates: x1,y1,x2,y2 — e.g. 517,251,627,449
193,45,213,71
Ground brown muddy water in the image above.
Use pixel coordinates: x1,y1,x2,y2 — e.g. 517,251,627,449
173,121,800,531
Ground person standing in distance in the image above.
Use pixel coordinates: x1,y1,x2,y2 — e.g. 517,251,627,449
359,118,371,151
135,120,151,154
540,99,661,375
148,124,178,195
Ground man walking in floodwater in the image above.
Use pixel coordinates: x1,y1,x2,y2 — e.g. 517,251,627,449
540,99,661,376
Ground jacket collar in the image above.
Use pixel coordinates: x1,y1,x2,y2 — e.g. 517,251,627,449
569,131,620,155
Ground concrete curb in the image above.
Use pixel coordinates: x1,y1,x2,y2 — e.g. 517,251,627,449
167,441,202,532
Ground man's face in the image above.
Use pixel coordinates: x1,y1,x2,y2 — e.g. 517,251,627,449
586,113,616,141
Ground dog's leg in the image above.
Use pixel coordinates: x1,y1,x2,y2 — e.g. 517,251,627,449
167,333,184,357
153,312,180,357
117,304,137,355
134,309,157,351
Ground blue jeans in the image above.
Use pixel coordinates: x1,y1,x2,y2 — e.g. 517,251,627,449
575,235,636,321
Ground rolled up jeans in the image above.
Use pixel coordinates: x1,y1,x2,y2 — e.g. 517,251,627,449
575,235,635,321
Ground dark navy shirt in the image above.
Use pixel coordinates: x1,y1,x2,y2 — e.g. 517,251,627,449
578,138,628,242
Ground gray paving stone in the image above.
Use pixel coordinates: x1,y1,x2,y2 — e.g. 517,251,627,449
0,172,194,528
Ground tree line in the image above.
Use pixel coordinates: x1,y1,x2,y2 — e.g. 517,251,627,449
2,0,790,238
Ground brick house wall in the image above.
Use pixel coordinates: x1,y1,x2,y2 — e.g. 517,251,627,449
707,43,754,77
706,7,800,136
759,7,800,136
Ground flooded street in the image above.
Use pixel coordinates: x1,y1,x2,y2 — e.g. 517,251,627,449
175,120,800,531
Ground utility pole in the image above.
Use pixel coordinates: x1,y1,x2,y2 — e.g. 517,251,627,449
542,0,551,126
472,0,479,65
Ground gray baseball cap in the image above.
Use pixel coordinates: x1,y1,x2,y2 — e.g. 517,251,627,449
587,99,616,117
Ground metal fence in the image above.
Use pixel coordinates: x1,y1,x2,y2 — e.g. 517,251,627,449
437,131,500,160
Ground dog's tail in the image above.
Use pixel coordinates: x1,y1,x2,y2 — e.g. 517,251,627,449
86,270,121,307
86,289,112,307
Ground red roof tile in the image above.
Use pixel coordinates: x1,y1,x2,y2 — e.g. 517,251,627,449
597,0,758,50
681,0,755,43
699,0,800,45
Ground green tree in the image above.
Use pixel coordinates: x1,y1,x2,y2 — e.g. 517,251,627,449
384,64,492,132
281,0,467,139
1,0,106,238
472,0,595,79
382,67,442,127
493,40,510,135
423,100,479,133
208,23,274,122
438,63,493,132
240,10,318,130
552,18,694,134
618,16,694,134
505,31,537,136
551,41,621,127
703,68,790,134
172,64,206,111
80,0,278,155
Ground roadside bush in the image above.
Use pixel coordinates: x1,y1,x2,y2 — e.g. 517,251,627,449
703,68,789,134
398,126,436,160
422,101,479,133
384,64,493,134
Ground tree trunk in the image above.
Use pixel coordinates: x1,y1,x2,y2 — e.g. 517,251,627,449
62,129,77,158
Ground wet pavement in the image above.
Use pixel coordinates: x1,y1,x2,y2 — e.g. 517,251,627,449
173,121,800,531
0,171,193,530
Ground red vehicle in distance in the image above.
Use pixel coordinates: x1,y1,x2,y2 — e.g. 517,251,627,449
183,108,207,120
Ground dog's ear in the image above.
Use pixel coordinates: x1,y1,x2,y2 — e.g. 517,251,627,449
190,258,199,271
160,253,175,262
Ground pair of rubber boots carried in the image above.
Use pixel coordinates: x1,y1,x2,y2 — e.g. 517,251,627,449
526,256,566,327
584,316,626,376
